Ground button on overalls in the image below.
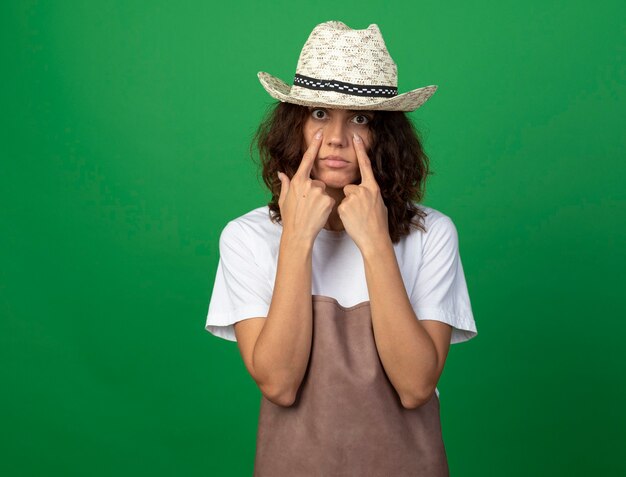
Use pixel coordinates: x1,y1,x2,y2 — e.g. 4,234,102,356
253,295,449,476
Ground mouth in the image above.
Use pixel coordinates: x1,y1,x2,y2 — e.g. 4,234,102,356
320,155,350,169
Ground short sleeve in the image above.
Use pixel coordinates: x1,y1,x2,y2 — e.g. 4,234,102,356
409,216,477,344
204,221,273,342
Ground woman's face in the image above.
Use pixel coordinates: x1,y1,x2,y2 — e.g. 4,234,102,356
302,107,374,189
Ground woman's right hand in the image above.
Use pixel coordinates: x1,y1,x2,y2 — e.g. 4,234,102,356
277,129,335,243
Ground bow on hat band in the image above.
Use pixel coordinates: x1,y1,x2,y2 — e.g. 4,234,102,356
293,74,398,98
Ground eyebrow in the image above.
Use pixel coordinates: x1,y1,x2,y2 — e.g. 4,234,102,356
307,107,374,118
307,107,371,113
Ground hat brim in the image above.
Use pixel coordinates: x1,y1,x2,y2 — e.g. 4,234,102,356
258,71,437,112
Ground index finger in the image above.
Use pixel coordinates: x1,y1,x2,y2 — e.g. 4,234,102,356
294,128,323,180
353,133,377,187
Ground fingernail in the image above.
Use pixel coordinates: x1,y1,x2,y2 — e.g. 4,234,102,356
277,171,282,179
353,133,361,143
315,129,323,139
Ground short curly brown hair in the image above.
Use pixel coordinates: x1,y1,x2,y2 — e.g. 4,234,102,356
251,102,433,243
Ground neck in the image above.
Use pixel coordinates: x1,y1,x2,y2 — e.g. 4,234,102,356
324,187,346,231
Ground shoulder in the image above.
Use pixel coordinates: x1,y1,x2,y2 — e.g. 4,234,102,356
410,203,458,237
220,205,280,248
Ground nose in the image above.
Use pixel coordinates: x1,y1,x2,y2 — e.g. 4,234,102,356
324,118,349,148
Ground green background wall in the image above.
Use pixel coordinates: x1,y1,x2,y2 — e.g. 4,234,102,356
2,1,624,475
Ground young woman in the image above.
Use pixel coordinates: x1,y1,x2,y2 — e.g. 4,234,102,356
205,21,478,476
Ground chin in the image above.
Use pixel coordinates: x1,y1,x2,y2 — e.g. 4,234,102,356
313,171,357,188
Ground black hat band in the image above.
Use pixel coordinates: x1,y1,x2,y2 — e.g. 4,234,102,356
293,74,398,98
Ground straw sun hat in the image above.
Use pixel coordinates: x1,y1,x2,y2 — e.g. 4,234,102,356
257,20,438,112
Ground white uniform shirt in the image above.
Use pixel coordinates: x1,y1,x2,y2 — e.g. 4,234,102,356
205,203,478,398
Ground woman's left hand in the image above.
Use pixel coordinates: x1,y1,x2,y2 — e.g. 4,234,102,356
338,133,391,252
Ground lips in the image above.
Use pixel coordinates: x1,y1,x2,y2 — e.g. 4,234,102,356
321,155,348,163
321,155,350,169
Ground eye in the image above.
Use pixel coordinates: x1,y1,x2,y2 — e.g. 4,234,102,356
311,109,327,120
351,114,370,125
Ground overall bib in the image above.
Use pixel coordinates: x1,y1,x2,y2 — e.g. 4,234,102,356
253,295,449,476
